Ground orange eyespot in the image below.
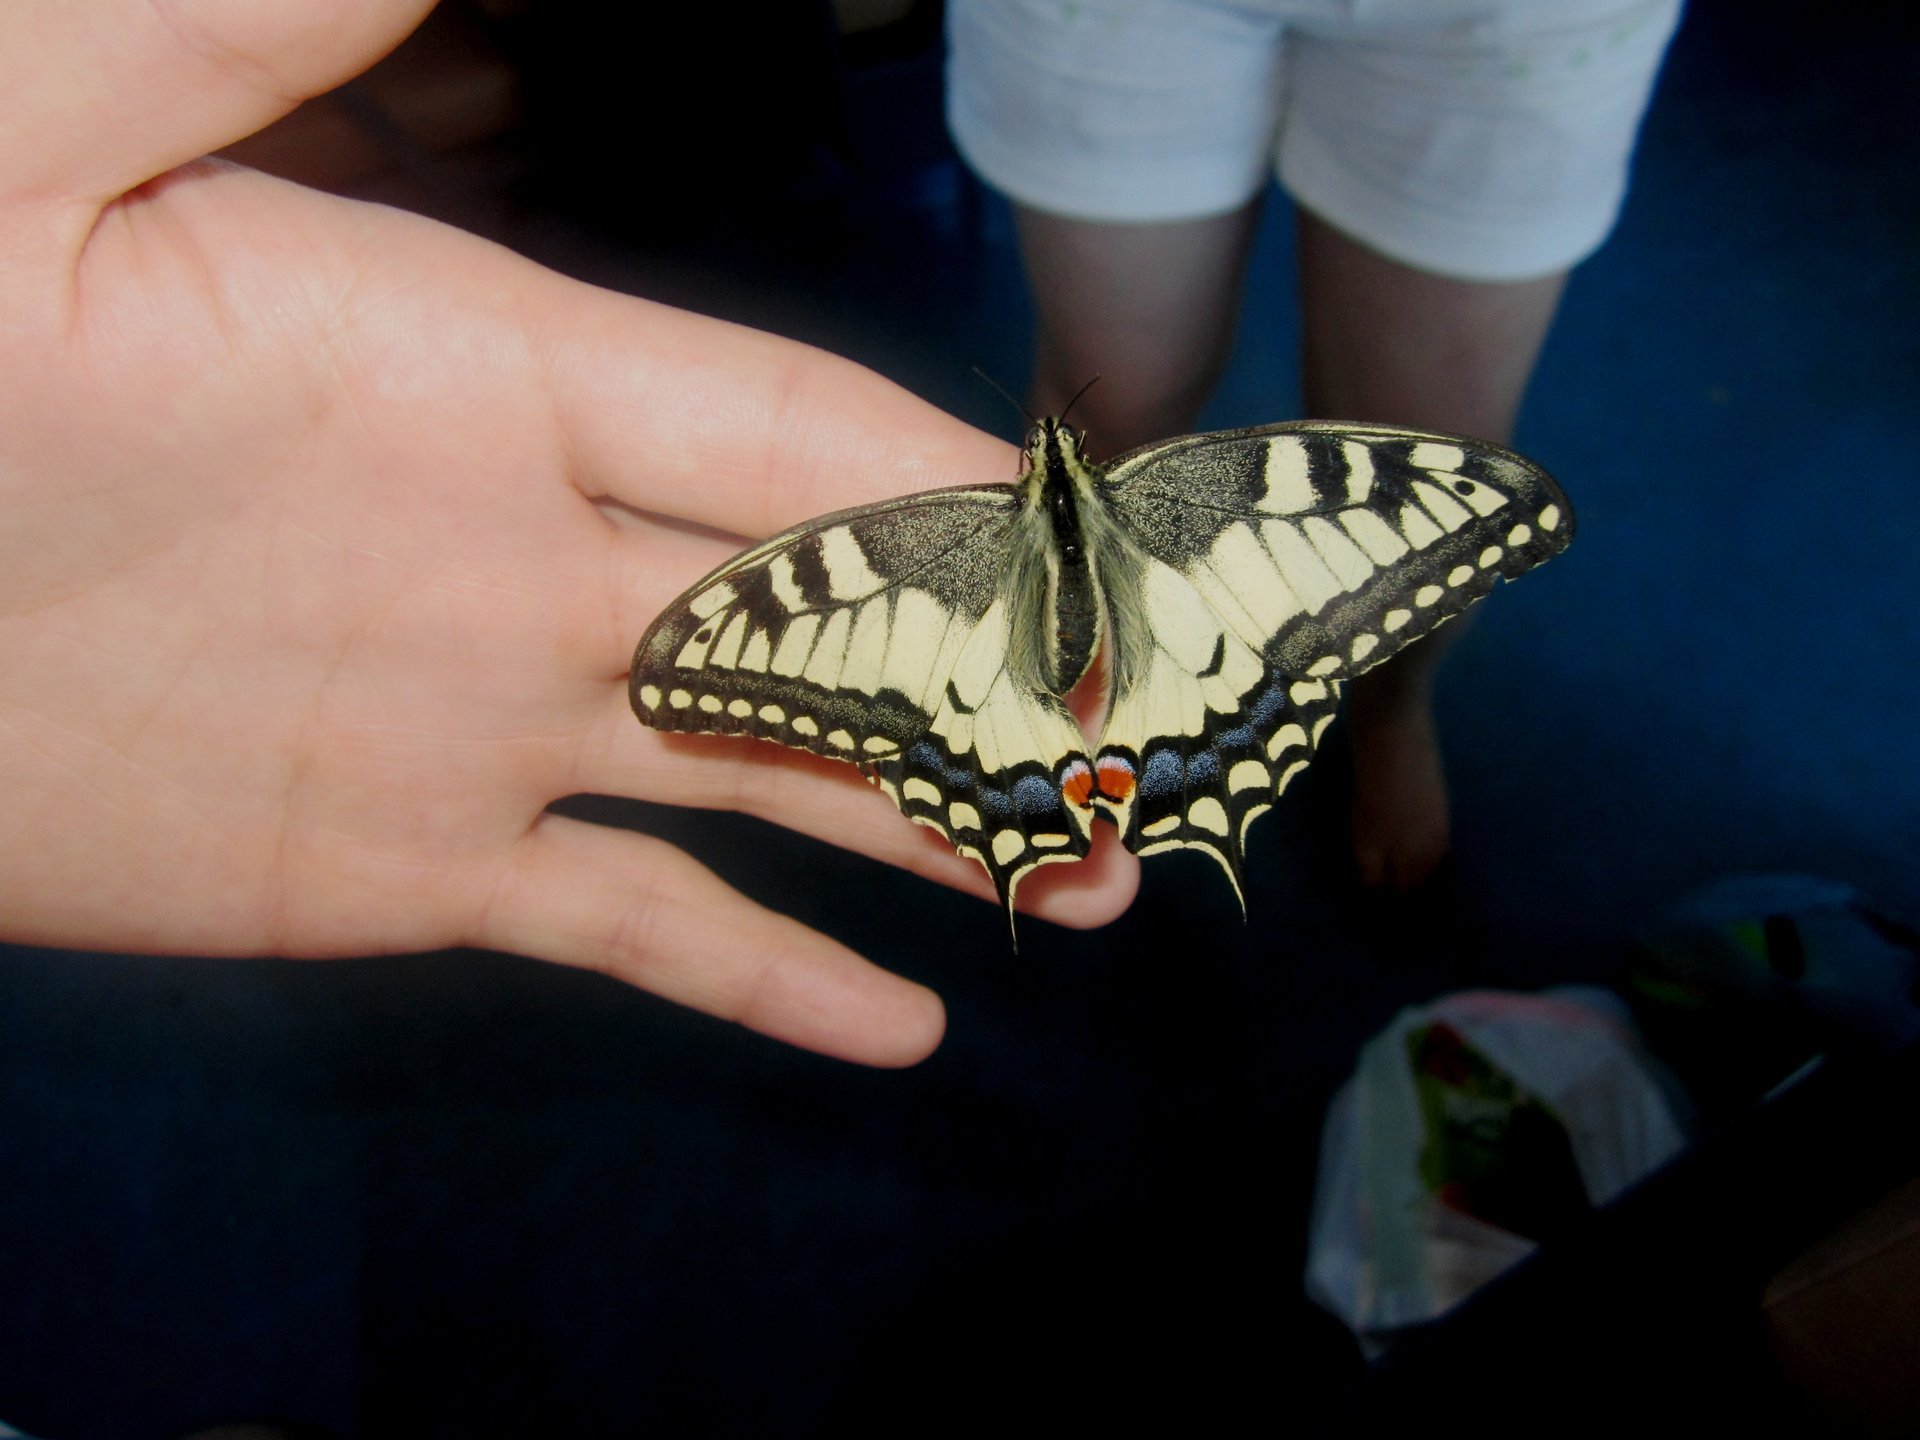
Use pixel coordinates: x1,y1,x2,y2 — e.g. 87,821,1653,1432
1060,759,1096,809
1094,755,1137,803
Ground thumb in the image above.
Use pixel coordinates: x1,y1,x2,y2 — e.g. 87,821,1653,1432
1,0,437,207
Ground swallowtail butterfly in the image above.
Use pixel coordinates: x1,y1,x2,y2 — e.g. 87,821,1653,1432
631,418,1571,932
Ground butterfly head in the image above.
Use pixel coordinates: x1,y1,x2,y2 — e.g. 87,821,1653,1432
1019,376,1101,469
1025,412,1082,452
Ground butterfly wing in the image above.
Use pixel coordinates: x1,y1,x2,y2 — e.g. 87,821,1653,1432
1092,421,1573,894
630,486,1095,919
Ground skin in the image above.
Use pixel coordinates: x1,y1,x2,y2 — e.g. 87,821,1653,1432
0,0,1139,1070
1017,201,1566,891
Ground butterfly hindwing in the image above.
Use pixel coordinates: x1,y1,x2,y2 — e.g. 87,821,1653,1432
1091,422,1573,888
630,485,1094,919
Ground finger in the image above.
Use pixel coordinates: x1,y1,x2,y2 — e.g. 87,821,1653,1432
476,812,947,1068
575,704,1142,932
533,286,1019,540
2,0,436,206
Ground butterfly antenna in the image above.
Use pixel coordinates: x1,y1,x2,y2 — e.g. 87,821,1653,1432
1060,374,1102,426
971,366,1038,427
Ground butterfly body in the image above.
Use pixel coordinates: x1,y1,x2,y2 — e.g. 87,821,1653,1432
631,417,1572,931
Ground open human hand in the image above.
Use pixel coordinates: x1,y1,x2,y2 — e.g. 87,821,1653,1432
0,0,1138,1066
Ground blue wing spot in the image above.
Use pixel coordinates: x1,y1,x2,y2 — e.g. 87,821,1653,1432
1248,679,1290,731
1139,748,1186,802
1013,773,1063,819
976,787,1015,826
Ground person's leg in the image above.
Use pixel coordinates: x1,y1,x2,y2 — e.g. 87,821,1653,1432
1015,201,1264,457
1297,209,1568,889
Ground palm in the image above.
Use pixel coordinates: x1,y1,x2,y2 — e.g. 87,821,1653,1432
7,171,594,953
0,5,1136,1066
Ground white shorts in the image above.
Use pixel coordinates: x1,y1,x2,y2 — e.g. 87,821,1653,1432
947,0,1684,281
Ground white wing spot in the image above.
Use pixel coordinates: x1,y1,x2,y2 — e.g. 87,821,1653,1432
726,698,752,718
1260,521,1342,613
902,777,940,806
1288,680,1329,706
1383,608,1412,633
1340,440,1376,504
1307,656,1342,677
770,613,820,677
1033,833,1073,848
992,830,1026,866
862,736,899,756
842,601,891,694
769,554,807,612
948,801,982,832
1187,797,1230,836
1140,814,1181,839
1399,505,1444,549
1410,442,1465,472
1507,523,1533,546
688,582,737,620
881,587,947,706
637,684,662,710
948,598,1010,710
792,715,819,738
738,628,772,672
1199,524,1302,632
802,608,854,689
709,611,748,669
826,729,855,750
1303,515,1374,590
1266,722,1308,759
1414,584,1445,607
669,689,693,708
1350,633,1379,663
1479,546,1502,569
675,625,717,669
1451,478,1511,518
1413,480,1473,532
820,527,884,600
758,704,786,725
1257,436,1315,513
1339,508,1411,565
1447,565,1475,587
1539,504,1563,532
698,694,724,714
1228,760,1269,793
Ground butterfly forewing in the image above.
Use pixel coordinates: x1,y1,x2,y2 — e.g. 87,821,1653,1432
1091,422,1572,890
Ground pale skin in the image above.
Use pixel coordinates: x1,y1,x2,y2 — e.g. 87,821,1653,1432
1017,201,1567,890
0,0,1140,1070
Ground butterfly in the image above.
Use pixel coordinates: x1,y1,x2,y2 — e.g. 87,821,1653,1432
630,416,1572,935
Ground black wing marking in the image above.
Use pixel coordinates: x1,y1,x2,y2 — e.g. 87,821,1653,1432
630,485,1093,924
1093,422,1573,888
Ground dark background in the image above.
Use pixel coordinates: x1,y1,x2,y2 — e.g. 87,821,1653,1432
2,2,1916,1434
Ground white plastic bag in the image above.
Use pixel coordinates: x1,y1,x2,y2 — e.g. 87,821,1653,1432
1305,987,1689,1350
